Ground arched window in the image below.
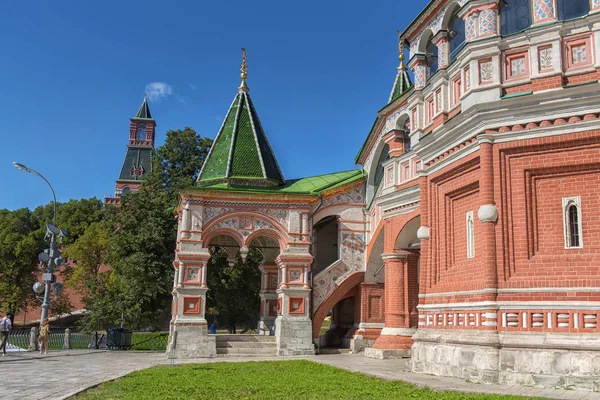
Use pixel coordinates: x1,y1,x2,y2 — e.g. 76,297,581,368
568,205,580,247
426,39,439,76
501,0,531,36
374,144,390,188
449,12,466,60
136,124,147,141
466,211,475,258
563,197,583,248
121,187,131,194
557,0,589,20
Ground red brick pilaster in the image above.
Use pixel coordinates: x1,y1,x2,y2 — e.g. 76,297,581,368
478,136,498,295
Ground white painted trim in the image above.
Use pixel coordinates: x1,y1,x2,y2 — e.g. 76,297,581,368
418,301,600,311
380,327,417,336
466,210,475,258
562,196,584,249
358,322,385,329
419,287,600,298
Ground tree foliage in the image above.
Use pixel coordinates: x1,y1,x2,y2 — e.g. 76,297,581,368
0,198,103,317
206,249,262,333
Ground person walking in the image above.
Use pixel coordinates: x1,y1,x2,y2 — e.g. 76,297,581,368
38,319,50,355
0,312,13,357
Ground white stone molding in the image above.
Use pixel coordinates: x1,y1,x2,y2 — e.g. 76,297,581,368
380,327,417,336
417,226,430,240
478,204,498,223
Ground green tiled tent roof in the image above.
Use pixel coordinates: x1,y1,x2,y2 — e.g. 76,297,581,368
389,58,413,103
198,169,364,195
134,95,152,120
118,147,153,181
197,87,284,187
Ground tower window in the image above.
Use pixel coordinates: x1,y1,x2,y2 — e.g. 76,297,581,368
558,0,589,21
466,211,475,258
374,144,390,188
501,0,531,36
563,197,583,248
136,124,147,141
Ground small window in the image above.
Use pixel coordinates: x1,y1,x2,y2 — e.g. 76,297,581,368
466,211,475,258
501,0,531,36
557,0,589,21
136,124,147,141
563,197,583,248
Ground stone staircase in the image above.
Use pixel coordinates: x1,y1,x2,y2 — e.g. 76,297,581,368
215,335,277,357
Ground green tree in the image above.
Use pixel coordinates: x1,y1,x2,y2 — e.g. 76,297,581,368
104,187,177,329
0,208,40,314
206,249,262,333
146,127,212,204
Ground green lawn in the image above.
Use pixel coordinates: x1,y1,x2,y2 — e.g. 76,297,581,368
74,360,539,400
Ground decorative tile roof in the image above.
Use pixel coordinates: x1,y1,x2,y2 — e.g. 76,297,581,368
389,34,413,103
134,94,152,120
197,169,364,195
118,147,153,181
197,79,284,187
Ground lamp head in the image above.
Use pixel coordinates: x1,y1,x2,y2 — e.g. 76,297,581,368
13,162,30,173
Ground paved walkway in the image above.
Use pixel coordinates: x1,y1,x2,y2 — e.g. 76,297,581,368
1,351,600,399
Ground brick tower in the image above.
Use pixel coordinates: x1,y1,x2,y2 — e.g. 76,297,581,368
105,95,156,204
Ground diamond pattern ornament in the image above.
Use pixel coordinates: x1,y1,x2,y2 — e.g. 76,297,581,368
437,40,448,68
414,64,426,88
533,0,555,23
479,9,498,36
594,0,600,9
466,15,477,41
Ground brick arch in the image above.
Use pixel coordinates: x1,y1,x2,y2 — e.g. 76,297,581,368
383,209,420,253
312,271,364,339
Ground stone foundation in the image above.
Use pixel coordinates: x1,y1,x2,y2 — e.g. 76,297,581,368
347,337,376,353
365,347,412,363
275,316,315,356
166,324,216,359
412,329,600,391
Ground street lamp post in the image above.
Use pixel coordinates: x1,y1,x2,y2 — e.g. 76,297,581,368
13,162,63,326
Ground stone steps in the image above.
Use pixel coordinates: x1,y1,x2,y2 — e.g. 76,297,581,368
318,348,351,355
215,334,277,357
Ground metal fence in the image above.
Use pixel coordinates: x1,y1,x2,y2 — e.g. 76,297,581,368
5,329,168,352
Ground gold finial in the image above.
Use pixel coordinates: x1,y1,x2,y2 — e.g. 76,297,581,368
397,30,406,66
240,47,248,89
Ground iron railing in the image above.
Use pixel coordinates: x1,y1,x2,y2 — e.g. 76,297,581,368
4,329,168,352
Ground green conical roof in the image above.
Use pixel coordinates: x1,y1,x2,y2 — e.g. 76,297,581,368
197,87,284,187
134,95,152,119
388,57,413,103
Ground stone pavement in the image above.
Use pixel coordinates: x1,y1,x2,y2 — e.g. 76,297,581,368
1,350,600,399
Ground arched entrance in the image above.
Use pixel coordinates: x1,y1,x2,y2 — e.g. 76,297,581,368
367,214,420,359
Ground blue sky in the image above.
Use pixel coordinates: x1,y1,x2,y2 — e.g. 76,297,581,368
0,0,428,210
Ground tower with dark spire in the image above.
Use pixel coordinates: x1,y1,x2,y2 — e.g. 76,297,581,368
104,95,156,204
389,31,413,103
197,48,285,187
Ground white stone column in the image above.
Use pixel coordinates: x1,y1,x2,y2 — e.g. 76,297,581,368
274,253,315,356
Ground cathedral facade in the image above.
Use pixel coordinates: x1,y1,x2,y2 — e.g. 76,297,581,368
167,1,600,391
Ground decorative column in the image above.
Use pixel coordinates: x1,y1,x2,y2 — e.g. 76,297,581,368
532,0,557,25
433,31,450,70
477,136,499,304
408,54,428,90
459,1,500,42
383,129,409,158
258,263,278,335
274,252,315,355
166,248,216,358
367,252,414,359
